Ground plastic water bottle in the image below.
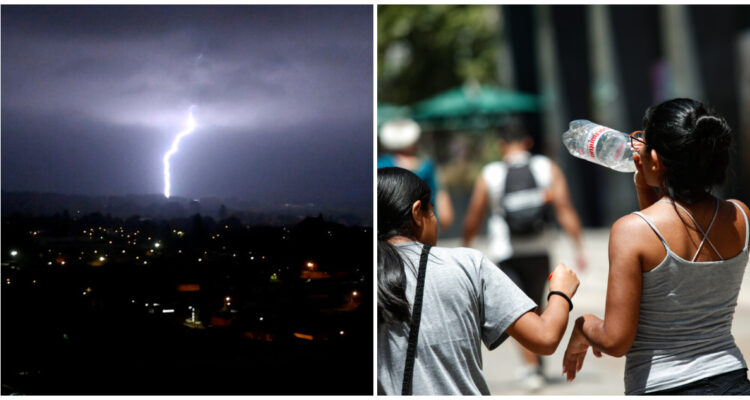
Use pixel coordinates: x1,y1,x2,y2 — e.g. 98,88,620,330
562,120,636,173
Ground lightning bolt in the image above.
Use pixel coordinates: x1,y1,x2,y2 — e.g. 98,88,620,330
163,106,197,198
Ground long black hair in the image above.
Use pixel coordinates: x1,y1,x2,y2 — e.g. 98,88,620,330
642,98,733,205
377,167,432,325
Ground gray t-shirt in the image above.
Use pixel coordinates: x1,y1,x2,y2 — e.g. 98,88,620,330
377,242,536,395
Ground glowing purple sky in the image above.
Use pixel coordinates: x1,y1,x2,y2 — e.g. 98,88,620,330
2,5,372,211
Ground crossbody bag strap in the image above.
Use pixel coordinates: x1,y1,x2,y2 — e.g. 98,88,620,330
401,244,431,395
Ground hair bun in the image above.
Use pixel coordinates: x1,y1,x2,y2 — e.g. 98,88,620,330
691,113,732,188
693,114,732,151
694,115,728,137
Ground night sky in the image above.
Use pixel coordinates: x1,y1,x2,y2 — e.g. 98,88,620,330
2,5,373,211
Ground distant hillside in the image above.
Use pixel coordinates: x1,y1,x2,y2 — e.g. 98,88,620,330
1,191,371,227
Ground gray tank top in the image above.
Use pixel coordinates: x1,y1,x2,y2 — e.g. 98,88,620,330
624,200,749,394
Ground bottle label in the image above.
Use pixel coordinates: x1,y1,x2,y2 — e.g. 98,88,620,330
587,126,607,158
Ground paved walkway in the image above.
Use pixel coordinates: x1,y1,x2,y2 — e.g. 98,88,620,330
440,228,750,395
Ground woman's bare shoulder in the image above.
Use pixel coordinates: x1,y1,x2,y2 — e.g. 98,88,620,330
610,212,662,250
611,212,653,237
727,198,750,217
610,212,666,273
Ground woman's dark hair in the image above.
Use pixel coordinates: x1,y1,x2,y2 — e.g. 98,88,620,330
642,98,733,204
377,167,432,325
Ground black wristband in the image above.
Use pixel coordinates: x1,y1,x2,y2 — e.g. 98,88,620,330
547,291,573,311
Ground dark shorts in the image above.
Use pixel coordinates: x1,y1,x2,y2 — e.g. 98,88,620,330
646,368,750,395
497,254,550,308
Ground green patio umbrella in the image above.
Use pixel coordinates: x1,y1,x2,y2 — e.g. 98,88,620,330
377,103,412,128
412,83,540,131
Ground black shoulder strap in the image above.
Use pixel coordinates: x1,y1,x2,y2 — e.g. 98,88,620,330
401,244,431,395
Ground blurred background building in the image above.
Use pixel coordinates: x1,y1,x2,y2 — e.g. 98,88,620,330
378,5,750,238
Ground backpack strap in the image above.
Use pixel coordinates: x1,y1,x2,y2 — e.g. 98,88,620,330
401,244,431,395
501,158,537,197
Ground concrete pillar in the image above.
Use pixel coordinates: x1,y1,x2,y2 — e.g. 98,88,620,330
660,5,705,100
738,31,750,202
588,5,637,222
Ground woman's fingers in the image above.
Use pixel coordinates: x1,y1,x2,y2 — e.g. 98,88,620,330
563,352,582,381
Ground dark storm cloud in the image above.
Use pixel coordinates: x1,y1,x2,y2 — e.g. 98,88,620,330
2,5,373,209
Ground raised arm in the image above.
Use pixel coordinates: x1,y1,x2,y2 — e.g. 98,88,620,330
563,214,644,380
505,263,579,355
462,176,489,247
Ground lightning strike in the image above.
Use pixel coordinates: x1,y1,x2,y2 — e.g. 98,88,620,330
163,106,196,198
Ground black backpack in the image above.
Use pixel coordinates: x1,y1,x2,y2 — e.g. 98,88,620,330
500,161,550,236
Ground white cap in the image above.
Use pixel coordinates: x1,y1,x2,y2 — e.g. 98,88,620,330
379,119,421,150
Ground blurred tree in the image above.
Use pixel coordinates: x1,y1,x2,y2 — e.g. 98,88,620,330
378,5,504,105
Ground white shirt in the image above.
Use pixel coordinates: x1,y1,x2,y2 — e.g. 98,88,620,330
481,151,553,262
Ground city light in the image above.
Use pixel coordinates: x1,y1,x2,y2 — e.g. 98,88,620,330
2,192,370,389
294,333,314,341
